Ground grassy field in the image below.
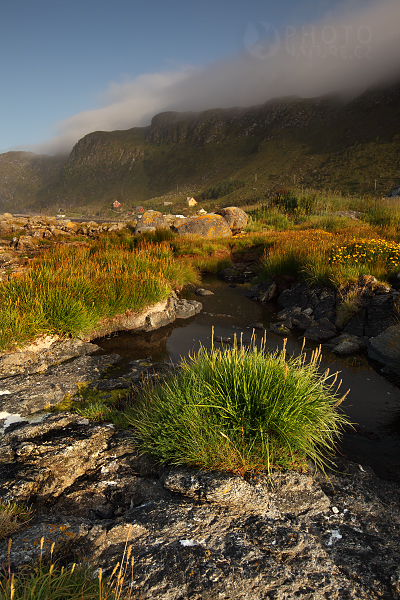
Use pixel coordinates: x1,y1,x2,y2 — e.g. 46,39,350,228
2,189,400,351
0,240,198,352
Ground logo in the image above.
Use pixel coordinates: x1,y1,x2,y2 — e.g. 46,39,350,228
243,22,281,61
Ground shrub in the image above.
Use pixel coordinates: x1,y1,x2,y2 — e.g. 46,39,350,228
129,337,350,476
199,180,245,200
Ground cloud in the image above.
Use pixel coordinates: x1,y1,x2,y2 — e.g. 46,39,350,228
32,0,400,155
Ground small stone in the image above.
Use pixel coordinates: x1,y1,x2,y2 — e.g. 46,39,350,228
195,288,214,296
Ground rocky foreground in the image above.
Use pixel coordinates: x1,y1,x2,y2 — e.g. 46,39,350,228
0,336,399,598
0,410,399,599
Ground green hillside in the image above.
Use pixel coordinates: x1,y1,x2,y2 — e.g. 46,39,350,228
1,81,399,214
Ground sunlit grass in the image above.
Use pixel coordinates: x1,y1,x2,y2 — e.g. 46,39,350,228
0,502,33,540
1,533,135,600
0,242,198,351
129,336,350,476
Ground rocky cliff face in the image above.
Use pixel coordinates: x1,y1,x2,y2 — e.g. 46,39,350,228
0,81,399,212
0,152,66,211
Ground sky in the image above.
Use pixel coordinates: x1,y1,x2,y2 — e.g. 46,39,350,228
1,0,400,155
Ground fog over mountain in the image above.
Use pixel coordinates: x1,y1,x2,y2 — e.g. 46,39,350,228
24,0,400,156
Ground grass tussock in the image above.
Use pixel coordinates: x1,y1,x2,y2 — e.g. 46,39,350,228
0,242,198,351
129,336,350,476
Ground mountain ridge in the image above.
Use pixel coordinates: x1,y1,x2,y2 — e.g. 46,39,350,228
1,81,399,213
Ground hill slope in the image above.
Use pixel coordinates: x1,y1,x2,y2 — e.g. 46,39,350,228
1,81,399,213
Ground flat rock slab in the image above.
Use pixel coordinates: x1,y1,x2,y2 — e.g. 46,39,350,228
0,353,121,416
0,339,101,379
163,468,330,517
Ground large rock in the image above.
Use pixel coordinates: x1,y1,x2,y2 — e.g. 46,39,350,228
368,324,400,374
12,235,38,252
173,214,232,238
386,183,400,198
134,211,169,234
216,207,248,234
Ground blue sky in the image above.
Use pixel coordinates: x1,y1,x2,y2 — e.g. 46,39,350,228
1,0,399,154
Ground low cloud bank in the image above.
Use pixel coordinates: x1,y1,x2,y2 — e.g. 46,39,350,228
28,0,400,155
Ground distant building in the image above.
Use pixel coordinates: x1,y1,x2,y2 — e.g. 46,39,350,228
112,200,121,209
136,206,144,213
163,201,173,206
186,197,197,207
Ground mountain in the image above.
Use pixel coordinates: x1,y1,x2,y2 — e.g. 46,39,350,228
0,152,67,212
1,81,400,213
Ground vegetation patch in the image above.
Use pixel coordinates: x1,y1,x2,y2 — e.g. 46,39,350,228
129,338,350,476
1,536,134,599
0,502,33,540
0,241,197,352
199,179,245,200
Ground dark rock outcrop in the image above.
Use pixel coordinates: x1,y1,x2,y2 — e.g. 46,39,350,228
368,324,400,374
247,277,400,357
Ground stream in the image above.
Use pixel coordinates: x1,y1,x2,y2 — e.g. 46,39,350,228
95,277,400,483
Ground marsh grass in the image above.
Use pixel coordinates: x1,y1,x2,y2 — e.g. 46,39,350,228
258,226,400,287
363,199,400,228
0,242,197,351
129,336,350,476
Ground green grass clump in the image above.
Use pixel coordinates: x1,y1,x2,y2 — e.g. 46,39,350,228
363,200,400,228
129,337,350,476
247,207,292,231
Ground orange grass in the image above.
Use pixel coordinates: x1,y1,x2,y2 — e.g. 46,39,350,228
0,242,197,351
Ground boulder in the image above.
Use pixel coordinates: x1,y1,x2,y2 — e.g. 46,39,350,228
216,207,248,234
386,184,400,198
244,281,277,301
195,288,214,296
368,324,400,374
12,235,38,252
173,214,232,238
134,211,169,234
